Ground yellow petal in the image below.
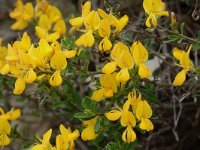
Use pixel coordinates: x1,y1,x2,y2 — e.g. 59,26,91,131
105,110,122,121
0,133,10,146
84,11,100,30
91,89,105,102
68,129,80,141
5,109,21,121
116,68,130,83
102,62,116,74
0,64,10,75
81,127,97,141
136,100,152,120
63,50,77,58
145,16,152,28
24,68,37,83
56,135,68,150
11,20,29,30
98,19,111,37
82,1,91,17
138,64,152,78
50,51,67,70
103,89,114,98
38,14,51,31
35,26,47,39
43,129,52,144
69,17,84,28
173,47,183,61
49,71,63,86
139,118,154,132
116,50,134,69
13,77,26,95
131,41,148,64
120,111,136,127
46,32,60,42
122,126,136,143
54,19,66,35
173,69,186,86
75,30,94,47
23,3,34,20
98,37,112,51
0,118,11,134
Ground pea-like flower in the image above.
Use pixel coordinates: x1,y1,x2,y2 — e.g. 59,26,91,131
130,41,151,78
81,117,98,141
143,0,169,28
173,45,194,86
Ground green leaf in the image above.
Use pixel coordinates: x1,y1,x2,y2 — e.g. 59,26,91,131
74,112,94,119
94,117,101,132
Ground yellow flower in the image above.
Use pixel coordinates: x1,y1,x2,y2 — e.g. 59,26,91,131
91,73,118,102
69,1,91,28
35,0,49,17
98,9,128,34
143,0,169,28
173,45,193,86
84,11,100,31
0,107,21,146
75,30,95,47
35,14,63,42
136,100,154,132
126,89,142,112
130,41,151,78
105,102,136,143
56,124,79,150
49,41,67,86
31,129,56,150
46,5,62,24
0,39,9,75
81,117,98,141
0,107,21,121
122,125,136,143
0,118,11,146
9,0,34,30
98,37,112,51
13,77,26,95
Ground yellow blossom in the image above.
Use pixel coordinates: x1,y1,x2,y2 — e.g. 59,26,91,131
105,101,136,143
10,0,34,30
69,1,91,29
75,30,94,47
143,0,169,28
136,100,154,132
81,117,98,141
91,73,118,102
31,129,56,150
56,124,79,150
173,45,193,86
130,41,151,78
0,108,21,146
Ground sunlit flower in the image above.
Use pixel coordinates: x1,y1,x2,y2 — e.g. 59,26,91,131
143,0,169,28
130,41,151,78
81,117,98,141
173,45,193,86
56,124,79,150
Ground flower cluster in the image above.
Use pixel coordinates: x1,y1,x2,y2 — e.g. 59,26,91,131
70,1,128,50
10,0,66,41
105,89,153,143
0,108,21,146
0,33,76,95
31,124,79,150
92,41,151,102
